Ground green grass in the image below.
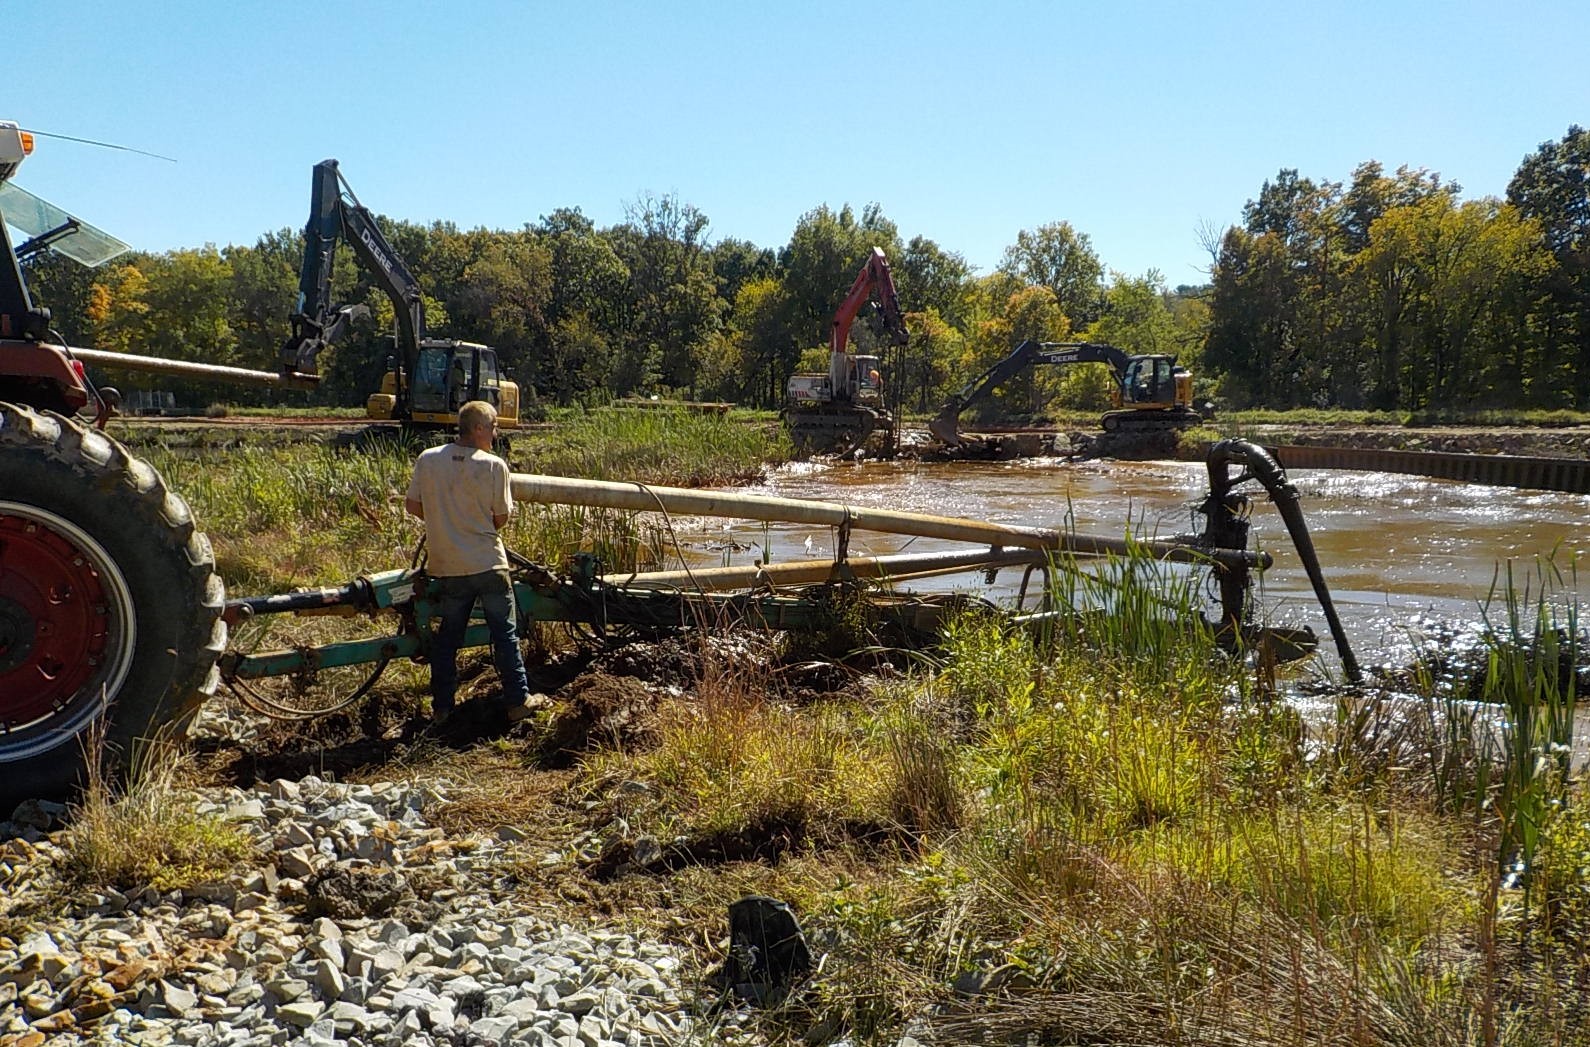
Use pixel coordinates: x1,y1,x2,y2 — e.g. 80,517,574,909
509,405,791,485
144,408,788,592
573,548,1587,1044
61,733,256,892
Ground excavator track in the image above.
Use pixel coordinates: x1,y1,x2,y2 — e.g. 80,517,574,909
785,406,882,457
1100,407,1205,433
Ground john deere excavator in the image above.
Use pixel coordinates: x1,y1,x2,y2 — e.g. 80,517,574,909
929,340,1206,446
279,159,520,429
783,247,907,455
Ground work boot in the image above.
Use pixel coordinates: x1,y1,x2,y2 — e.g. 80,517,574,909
502,692,545,724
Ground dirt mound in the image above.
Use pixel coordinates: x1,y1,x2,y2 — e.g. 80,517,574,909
530,672,662,767
302,866,413,919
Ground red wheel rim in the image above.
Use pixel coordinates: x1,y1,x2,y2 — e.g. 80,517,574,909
0,505,130,740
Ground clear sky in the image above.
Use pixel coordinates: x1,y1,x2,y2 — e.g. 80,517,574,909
11,1,1588,288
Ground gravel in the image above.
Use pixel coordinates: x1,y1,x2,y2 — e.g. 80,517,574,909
0,776,761,1046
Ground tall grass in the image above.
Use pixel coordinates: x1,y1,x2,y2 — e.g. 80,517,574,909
578,544,1590,1043
144,409,786,591
513,406,789,485
62,727,255,892
1370,556,1582,888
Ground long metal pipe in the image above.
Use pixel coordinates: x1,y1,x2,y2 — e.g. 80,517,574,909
71,346,321,390
510,473,1269,569
615,547,1059,592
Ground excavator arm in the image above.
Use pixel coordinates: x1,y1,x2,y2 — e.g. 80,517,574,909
830,246,908,355
279,160,426,385
928,341,1132,445
823,247,908,407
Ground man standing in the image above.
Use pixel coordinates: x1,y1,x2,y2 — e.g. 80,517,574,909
404,401,531,724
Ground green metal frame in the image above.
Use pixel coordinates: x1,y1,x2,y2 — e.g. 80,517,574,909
219,557,963,683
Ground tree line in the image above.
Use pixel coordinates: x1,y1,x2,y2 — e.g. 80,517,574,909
22,126,1589,415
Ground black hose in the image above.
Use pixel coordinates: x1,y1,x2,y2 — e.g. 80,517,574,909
1207,439,1361,684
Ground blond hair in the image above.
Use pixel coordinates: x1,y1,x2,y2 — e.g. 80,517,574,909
458,400,498,437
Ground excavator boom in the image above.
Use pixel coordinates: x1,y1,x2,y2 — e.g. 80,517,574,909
785,247,907,456
279,160,422,381
276,160,517,428
929,340,1199,445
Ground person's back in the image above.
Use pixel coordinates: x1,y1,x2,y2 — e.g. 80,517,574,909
408,443,510,578
404,400,529,725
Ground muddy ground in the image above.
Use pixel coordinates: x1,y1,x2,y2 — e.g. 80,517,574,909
194,629,894,899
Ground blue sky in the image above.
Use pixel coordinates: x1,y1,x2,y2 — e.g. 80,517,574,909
11,1,1587,287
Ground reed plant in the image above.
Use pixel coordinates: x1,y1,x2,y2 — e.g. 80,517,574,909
512,406,789,485
144,408,784,592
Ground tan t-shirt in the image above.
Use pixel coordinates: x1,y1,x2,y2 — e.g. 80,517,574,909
406,443,512,577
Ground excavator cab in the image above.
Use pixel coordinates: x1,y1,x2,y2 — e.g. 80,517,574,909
367,340,519,427
852,354,884,404
1118,355,1191,408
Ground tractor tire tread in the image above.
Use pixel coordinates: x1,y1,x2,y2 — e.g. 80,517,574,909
0,402,225,806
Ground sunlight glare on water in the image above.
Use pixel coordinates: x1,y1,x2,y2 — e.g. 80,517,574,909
688,458,1589,669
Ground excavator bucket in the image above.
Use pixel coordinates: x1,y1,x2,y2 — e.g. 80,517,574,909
927,411,961,446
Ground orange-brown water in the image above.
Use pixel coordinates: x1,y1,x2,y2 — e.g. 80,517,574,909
689,458,1589,670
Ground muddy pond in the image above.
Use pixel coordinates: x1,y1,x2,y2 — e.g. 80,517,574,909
680,458,1589,674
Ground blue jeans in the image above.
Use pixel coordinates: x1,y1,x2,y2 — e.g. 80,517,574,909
430,568,530,712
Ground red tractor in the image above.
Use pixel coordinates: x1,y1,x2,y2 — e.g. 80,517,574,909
0,122,300,806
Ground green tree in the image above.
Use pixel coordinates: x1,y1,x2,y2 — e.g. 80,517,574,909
1206,170,1349,407
20,251,99,344
535,208,630,402
611,192,723,395
1348,195,1554,407
999,221,1105,326
898,235,972,328
84,260,154,357
709,237,776,310
1340,161,1456,253
726,276,798,406
1085,271,1180,355
779,203,903,357
1508,125,1590,406
446,230,553,380
899,308,963,412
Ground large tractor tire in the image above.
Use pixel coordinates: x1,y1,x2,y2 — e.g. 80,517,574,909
0,404,225,809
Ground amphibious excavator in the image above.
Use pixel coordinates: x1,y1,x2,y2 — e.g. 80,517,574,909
929,339,1206,446
783,247,907,455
